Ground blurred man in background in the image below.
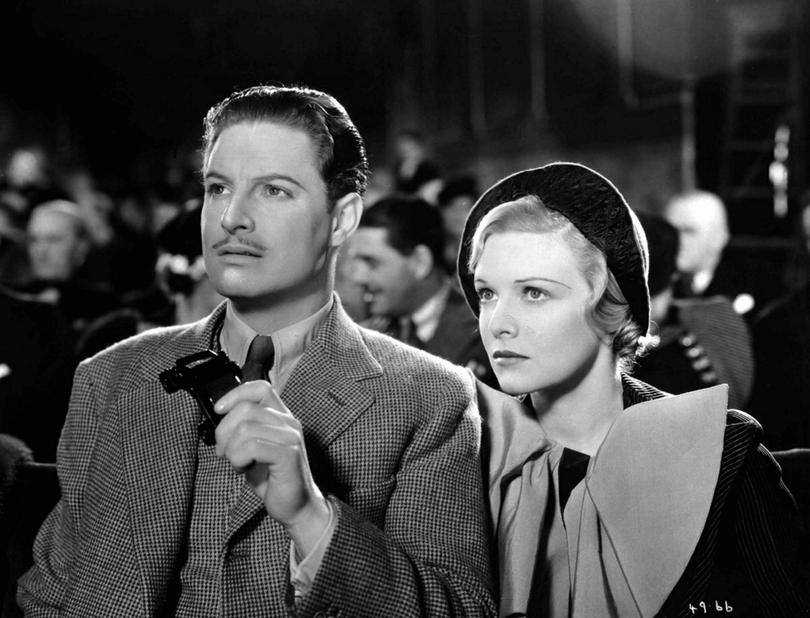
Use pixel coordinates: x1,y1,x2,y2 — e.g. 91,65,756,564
351,195,496,386
632,212,754,409
392,131,443,204
437,175,478,271
664,190,784,319
23,200,117,343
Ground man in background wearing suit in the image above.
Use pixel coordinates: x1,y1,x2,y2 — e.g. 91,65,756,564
19,85,495,617
350,195,497,387
0,287,74,464
664,190,785,321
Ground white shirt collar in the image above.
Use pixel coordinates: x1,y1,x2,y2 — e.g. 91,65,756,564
220,297,333,392
410,281,450,343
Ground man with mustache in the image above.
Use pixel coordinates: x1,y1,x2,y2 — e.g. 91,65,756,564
19,85,495,617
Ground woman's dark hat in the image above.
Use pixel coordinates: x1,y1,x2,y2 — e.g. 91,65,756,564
457,162,650,335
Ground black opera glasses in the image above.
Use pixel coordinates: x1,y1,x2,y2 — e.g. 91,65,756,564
159,350,242,445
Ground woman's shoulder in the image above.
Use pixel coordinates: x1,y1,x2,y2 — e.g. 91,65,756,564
474,380,542,444
473,380,550,483
622,375,759,439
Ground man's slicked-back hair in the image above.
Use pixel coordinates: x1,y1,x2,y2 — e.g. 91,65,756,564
360,194,447,272
202,84,369,203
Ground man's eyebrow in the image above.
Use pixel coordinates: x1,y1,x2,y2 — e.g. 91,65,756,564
253,174,305,190
203,169,305,190
203,170,228,182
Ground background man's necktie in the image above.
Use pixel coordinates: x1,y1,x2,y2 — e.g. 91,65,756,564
242,335,275,381
387,316,423,349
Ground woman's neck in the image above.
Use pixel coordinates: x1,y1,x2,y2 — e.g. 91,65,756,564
530,357,624,456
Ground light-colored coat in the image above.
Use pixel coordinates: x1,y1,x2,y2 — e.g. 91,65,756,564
476,376,809,618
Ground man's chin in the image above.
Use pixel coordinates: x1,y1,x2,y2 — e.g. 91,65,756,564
211,281,267,304
368,299,392,317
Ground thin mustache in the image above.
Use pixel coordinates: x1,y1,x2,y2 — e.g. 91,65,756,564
211,237,267,252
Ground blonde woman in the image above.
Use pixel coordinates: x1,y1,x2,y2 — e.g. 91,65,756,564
458,163,809,617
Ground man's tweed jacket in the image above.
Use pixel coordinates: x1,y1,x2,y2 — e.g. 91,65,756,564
18,300,496,617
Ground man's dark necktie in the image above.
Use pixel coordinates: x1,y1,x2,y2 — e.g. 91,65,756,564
242,335,275,381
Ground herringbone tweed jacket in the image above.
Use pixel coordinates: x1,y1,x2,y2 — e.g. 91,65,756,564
18,300,496,617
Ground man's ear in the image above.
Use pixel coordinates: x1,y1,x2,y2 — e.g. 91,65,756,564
330,192,363,249
409,244,434,280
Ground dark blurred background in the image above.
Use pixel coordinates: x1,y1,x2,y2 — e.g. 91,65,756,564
1,0,808,234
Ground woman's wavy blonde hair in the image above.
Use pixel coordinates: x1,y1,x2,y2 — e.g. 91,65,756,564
467,195,650,372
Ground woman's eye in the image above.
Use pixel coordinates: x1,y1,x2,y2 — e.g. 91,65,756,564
476,288,494,302
205,183,226,196
525,287,547,301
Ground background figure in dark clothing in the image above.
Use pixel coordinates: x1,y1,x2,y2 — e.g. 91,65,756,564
0,200,30,288
0,148,65,214
633,212,754,409
664,190,785,321
75,201,222,359
392,131,443,204
751,286,810,450
749,197,810,450
438,175,478,272
0,286,73,462
350,194,496,387
20,200,118,346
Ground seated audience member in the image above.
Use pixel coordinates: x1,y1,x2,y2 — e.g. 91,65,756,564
350,194,496,387
0,286,73,462
664,190,784,320
438,175,478,271
632,212,754,409
392,131,443,204
21,200,118,344
0,199,29,287
64,168,159,299
75,202,222,359
1,147,65,213
782,190,810,293
458,163,809,616
18,84,495,617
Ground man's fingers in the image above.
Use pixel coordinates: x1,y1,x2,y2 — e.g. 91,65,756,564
256,384,288,411
221,423,302,471
213,380,277,414
215,408,298,453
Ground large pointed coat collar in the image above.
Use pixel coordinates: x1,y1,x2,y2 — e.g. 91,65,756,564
478,377,729,617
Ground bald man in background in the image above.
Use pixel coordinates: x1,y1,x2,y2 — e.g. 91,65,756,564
664,190,785,321
22,200,117,346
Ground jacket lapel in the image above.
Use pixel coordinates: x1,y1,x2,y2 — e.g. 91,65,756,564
425,288,477,361
227,299,382,537
119,304,225,606
283,302,381,447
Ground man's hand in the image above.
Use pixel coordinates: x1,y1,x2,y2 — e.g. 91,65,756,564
214,380,330,555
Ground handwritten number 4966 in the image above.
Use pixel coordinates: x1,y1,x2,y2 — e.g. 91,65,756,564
689,600,733,614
